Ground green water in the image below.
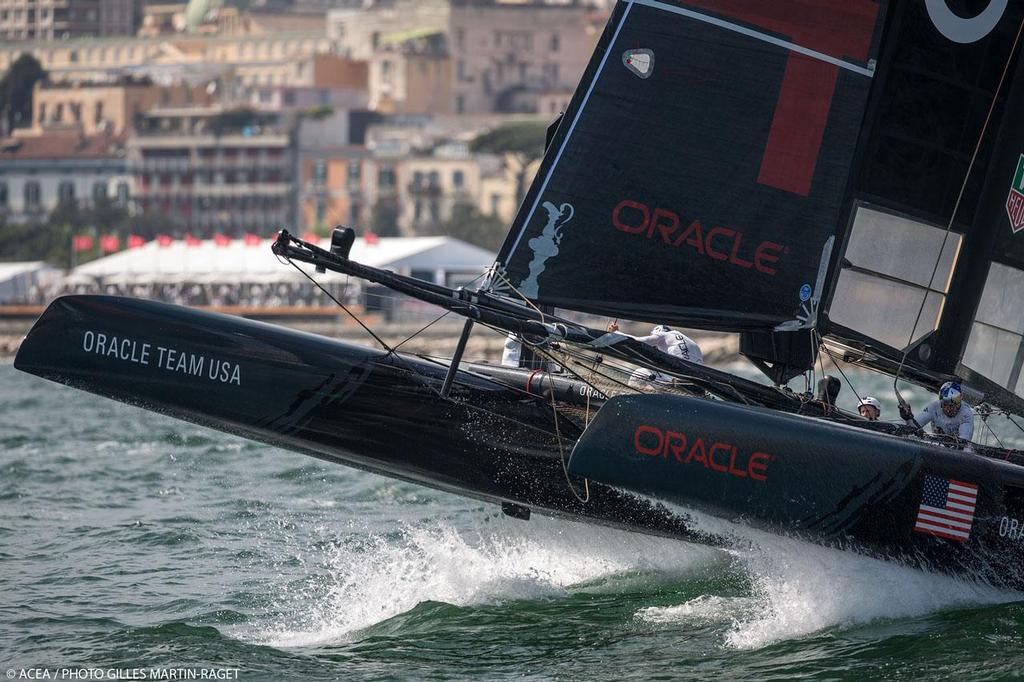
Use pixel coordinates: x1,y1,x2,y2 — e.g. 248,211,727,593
3,363,1024,681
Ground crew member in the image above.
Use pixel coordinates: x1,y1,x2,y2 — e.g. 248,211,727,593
858,396,881,421
899,381,974,444
609,323,704,365
609,322,703,389
501,333,522,367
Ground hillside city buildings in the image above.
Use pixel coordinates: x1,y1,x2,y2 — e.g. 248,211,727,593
0,0,605,236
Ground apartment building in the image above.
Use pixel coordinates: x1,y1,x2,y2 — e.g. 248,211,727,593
128,107,295,235
368,29,451,115
449,0,598,114
0,132,131,223
0,31,336,88
0,0,136,41
32,79,213,136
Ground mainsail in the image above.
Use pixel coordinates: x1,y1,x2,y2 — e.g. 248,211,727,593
494,0,885,332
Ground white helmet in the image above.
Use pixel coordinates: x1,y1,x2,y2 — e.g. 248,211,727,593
652,325,672,335
859,396,881,412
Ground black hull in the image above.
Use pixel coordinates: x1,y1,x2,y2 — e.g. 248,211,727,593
570,395,1024,590
13,296,704,542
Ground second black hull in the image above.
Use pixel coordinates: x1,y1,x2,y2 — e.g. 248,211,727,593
13,296,705,543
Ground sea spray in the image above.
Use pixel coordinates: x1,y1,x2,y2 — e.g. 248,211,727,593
637,504,1023,649
252,515,724,648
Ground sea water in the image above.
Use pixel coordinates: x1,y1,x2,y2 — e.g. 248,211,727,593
2,364,1024,680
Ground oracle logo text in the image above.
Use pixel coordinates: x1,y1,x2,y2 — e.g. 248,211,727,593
612,199,786,276
633,423,770,482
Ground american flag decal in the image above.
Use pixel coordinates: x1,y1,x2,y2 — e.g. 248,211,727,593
914,476,978,542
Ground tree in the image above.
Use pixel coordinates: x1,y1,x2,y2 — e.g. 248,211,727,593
422,201,507,251
471,120,548,205
470,121,547,157
0,54,47,132
0,197,131,266
370,196,401,237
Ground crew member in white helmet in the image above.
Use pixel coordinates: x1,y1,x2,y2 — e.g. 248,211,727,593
608,323,704,365
608,322,703,389
899,381,974,443
858,396,881,421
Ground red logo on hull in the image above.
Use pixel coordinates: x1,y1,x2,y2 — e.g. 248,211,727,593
612,199,786,276
633,424,771,482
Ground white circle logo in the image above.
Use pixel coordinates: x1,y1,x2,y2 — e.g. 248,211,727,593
926,0,1008,43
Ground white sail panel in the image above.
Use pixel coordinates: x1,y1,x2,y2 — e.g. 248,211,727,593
962,263,1024,396
828,205,961,350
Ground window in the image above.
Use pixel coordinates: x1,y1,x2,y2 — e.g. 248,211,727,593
452,170,464,189
377,165,395,188
58,181,75,203
347,160,361,187
427,171,440,188
551,33,560,52
455,28,465,51
116,182,129,206
428,199,439,223
24,181,41,210
456,94,465,114
350,202,361,224
315,199,326,225
0,182,7,208
92,182,107,202
38,102,46,123
490,193,501,215
94,100,104,125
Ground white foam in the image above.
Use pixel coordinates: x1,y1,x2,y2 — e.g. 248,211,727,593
638,594,759,626
253,514,722,648
644,505,1023,650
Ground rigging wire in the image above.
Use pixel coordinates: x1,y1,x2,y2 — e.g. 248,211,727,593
391,310,452,351
286,259,394,353
820,334,864,406
893,15,1024,400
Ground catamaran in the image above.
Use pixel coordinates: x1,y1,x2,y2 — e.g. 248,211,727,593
16,0,1024,590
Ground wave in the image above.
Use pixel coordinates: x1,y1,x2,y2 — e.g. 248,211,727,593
247,515,724,648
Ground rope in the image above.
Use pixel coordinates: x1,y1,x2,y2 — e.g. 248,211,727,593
490,267,548,323
546,363,590,504
893,15,1024,395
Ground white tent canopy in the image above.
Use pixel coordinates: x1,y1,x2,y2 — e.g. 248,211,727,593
72,236,496,285
0,261,62,304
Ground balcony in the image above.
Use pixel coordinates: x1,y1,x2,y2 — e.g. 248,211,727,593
407,180,442,196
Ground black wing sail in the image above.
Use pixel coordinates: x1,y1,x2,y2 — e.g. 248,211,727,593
822,1,1024,412
494,0,885,332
